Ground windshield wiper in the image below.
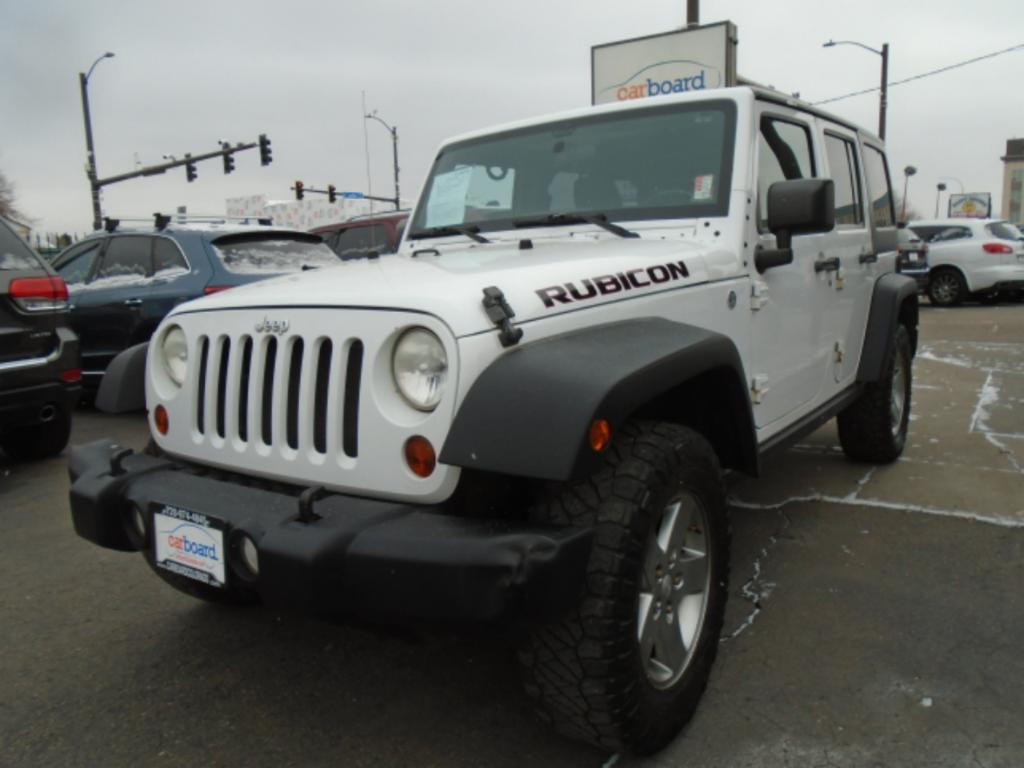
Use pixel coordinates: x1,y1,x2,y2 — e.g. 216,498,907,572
408,225,491,244
511,213,639,239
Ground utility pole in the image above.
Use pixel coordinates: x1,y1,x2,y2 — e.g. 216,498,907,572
687,0,699,26
878,43,889,141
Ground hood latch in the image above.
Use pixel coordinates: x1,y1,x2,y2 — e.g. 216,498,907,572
482,286,524,348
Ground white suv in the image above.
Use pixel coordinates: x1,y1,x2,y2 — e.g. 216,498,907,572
69,86,919,755
908,218,1024,305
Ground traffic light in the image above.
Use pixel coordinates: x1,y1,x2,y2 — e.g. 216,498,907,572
185,154,197,183
222,144,235,175
328,185,337,203
259,134,273,166
294,180,304,200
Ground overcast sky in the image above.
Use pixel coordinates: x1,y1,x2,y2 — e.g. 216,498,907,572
2,0,1022,236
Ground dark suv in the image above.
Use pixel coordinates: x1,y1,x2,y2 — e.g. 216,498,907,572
0,218,80,460
310,210,409,259
51,219,340,391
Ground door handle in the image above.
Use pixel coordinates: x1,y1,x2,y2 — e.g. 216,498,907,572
123,298,143,306
858,252,878,264
814,257,841,273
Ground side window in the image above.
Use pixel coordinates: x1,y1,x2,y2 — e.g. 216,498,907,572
932,227,972,242
862,145,895,227
757,116,815,230
824,134,864,227
95,236,152,281
332,225,390,259
55,241,103,286
152,238,189,277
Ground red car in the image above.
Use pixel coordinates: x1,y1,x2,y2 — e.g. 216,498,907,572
311,210,409,260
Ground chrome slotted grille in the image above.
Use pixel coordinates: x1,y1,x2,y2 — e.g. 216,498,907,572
193,331,363,458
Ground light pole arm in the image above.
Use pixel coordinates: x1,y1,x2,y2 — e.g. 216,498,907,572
365,113,401,210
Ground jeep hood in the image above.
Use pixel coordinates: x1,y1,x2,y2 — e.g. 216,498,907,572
172,237,735,337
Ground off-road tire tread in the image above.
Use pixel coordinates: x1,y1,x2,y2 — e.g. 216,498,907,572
837,324,912,463
517,421,729,755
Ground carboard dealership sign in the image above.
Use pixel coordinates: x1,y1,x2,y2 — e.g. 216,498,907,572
948,193,992,218
592,22,737,105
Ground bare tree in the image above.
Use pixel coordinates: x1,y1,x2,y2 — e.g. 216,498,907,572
0,169,28,222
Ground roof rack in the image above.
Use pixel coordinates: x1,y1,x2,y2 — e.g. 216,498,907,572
100,214,276,233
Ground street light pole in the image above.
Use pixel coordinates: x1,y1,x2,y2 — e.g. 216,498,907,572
901,165,917,223
364,111,400,210
79,52,115,231
823,39,889,140
935,183,947,218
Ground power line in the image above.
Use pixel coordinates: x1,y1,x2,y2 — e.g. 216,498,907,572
813,42,1024,105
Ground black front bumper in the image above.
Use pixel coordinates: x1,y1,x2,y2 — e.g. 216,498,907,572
68,440,592,625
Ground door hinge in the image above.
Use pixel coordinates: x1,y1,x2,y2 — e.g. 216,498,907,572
750,375,769,404
750,281,768,311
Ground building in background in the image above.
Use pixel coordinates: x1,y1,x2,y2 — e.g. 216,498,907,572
225,194,378,230
1001,139,1024,222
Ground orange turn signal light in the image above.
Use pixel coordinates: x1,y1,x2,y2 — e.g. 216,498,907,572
154,405,169,435
404,435,436,478
589,419,612,452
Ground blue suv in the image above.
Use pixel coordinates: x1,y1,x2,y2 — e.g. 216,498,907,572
51,218,341,391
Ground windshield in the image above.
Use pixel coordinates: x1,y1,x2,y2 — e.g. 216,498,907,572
409,100,736,238
212,235,341,274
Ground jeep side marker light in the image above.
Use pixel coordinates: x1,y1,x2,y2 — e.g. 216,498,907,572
404,435,436,477
154,405,170,435
589,419,612,452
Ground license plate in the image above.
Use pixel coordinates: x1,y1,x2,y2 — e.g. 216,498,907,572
152,503,227,588
908,253,920,262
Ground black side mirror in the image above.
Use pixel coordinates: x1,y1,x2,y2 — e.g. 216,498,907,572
755,178,835,273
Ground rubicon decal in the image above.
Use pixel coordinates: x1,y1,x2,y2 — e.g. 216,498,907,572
536,261,690,308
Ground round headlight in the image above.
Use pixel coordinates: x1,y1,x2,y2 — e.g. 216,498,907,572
160,325,188,386
392,328,448,411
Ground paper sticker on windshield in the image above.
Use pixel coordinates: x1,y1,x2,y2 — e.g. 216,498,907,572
693,174,714,201
425,166,473,227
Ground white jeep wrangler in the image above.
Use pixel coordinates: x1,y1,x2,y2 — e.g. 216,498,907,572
70,85,918,755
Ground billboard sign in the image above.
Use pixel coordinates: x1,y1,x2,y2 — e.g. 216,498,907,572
591,22,737,105
948,193,992,218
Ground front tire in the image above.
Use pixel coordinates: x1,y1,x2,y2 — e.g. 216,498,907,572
517,422,730,755
837,324,912,462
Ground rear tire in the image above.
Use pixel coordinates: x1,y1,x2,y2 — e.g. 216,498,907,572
0,406,72,461
838,324,912,463
517,421,730,755
928,269,966,306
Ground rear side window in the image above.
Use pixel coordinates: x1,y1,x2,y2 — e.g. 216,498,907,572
757,117,816,230
153,238,190,277
0,221,44,270
56,241,103,286
212,236,340,274
96,236,153,281
330,224,391,259
862,145,895,227
911,226,971,243
824,134,864,227
986,222,1022,241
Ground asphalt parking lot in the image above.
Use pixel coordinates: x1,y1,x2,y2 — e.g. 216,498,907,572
2,303,1022,768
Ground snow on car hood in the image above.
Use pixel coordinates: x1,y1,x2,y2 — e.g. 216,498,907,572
168,236,739,337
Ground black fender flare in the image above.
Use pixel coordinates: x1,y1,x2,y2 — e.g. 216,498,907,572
439,318,757,482
857,273,919,383
95,342,149,414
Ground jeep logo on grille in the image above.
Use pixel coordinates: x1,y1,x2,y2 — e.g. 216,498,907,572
254,317,290,335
